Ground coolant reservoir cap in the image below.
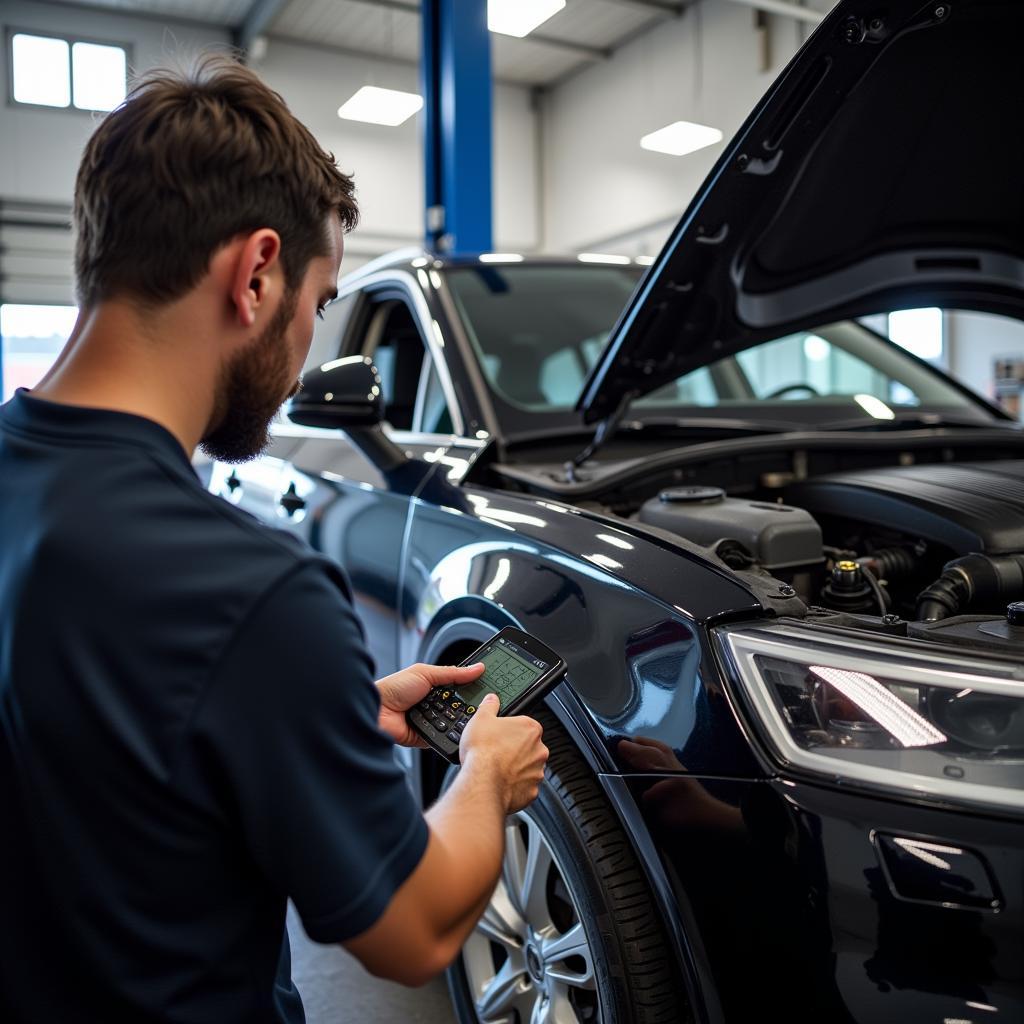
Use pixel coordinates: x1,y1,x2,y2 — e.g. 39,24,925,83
659,486,726,504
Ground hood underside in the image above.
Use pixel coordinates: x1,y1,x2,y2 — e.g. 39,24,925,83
579,0,1024,423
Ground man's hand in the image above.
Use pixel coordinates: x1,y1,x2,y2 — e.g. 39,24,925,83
375,661,485,747
460,693,548,813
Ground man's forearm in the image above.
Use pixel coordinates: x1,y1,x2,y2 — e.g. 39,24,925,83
423,755,508,951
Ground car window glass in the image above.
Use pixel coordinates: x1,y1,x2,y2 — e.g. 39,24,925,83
419,358,454,434
362,300,427,432
735,329,925,405
446,265,644,411
302,293,356,374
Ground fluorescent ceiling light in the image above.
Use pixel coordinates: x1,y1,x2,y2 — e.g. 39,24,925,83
634,255,655,266
479,253,524,263
578,253,631,265
854,393,896,420
488,0,565,37
640,120,723,157
338,86,423,126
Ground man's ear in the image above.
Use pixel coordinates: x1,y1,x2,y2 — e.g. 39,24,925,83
229,229,283,328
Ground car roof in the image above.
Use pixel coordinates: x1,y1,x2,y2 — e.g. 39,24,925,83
339,247,645,286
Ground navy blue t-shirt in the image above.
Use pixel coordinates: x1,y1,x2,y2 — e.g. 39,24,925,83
0,391,428,1023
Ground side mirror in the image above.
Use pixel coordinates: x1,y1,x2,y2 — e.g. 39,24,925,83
288,356,384,429
288,356,408,473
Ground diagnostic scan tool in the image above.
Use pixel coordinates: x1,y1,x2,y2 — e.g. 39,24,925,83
409,627,567,764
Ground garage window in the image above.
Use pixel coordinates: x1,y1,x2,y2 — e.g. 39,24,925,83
1,304,77,401
9,31,127,112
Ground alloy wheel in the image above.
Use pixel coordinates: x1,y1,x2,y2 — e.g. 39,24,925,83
462,810,599,1024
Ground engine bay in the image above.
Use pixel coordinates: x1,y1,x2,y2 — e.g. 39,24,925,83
484,433,1024,652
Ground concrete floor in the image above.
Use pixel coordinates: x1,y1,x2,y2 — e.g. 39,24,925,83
287,904,458,1024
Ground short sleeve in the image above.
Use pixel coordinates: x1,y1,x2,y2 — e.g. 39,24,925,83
190,562,428,943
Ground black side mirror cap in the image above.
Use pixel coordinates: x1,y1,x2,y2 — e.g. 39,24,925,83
288,357,384,429
287,355,410,476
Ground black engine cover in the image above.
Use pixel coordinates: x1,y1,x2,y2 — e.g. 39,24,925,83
786,461,1024,555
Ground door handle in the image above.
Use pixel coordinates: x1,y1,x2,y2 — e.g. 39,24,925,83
279,481,306,517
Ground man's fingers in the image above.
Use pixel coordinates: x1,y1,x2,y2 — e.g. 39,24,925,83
417,661,485,685
449,661,485,678
475,692,500,717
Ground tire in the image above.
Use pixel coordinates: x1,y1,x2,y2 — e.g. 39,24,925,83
445,709,692,1024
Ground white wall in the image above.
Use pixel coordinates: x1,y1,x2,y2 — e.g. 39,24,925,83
0,2,540,299
947,311,1024,411
252,38,539,267
539,0,828,255
0,0,232,205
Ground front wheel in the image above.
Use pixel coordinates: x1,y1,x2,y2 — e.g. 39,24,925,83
445,710,691,1024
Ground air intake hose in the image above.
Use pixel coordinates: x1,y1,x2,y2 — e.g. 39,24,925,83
916,553,1024,621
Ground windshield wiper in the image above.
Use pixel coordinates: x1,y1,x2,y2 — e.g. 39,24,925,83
621,415,803,434
564,401,795,482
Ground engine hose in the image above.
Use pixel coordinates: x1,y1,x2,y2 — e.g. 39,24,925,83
860,546,916,581
916,552,1024,621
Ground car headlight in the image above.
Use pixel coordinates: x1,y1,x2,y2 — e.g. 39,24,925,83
714,622,1024,812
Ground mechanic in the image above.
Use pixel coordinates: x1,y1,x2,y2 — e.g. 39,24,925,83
0,55,548,1023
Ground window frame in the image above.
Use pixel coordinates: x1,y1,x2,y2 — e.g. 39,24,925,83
337,273,465,438
6,26,132,114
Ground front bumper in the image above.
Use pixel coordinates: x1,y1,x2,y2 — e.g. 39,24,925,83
628,775,1024,1023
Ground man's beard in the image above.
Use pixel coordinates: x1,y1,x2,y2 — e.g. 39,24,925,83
200,291,302,464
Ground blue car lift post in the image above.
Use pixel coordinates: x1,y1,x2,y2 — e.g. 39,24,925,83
420,0,493,254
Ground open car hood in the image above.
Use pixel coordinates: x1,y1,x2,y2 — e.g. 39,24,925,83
578,0,1024,424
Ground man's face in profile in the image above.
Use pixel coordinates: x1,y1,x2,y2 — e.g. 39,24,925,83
200,220,343,464
199,287,301,464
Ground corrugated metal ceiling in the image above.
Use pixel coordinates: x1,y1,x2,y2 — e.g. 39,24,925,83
44,0,671,85
51,0,253,27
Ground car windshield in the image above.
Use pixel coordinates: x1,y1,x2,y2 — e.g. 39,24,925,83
445,265,992,433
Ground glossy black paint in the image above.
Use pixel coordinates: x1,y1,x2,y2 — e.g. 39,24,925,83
219,8,1024,1004
624,774,1024,1023
396,465,764,777
220,268,1024,1021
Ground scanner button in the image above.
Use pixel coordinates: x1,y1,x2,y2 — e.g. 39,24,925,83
441,690,451,699
466,705,476,715
444,709,457,721
455,719,467,732
447,730,461,744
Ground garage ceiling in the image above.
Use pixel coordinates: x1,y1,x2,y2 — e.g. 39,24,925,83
45,0,685,85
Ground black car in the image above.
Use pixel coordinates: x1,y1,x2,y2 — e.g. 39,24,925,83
213,2,1024,1021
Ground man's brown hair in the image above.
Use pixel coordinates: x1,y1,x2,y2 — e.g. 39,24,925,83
73,53,358,308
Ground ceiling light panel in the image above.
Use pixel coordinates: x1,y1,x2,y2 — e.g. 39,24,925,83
337,86,423,127
640,120,723,157
488,0,566,38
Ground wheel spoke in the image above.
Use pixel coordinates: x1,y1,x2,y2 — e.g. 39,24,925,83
529,993,551,1024
542,986,579,1023
475,957,530,1023
503,820,529,917
519,816,554,925
541,922,595,990
476,878,525,952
